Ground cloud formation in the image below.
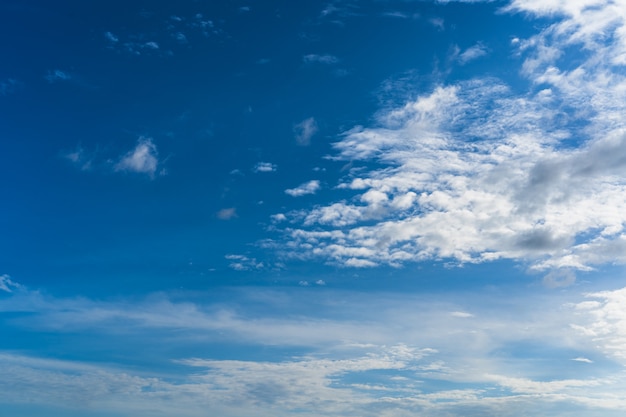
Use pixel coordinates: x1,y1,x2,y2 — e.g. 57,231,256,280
1,284,626,416
217,207,238,220
285,180,321,197
294,117,318,146
254,162,277,173
274,0,626,272
114,137,160,177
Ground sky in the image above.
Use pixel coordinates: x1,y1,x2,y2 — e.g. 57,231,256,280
2,0,626,415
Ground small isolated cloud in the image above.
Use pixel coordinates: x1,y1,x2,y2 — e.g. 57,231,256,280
217,208,237,220
114,137,160,177
303,54,339,65
63,146,92,171
0,274,22,293
315,279,326,285
429,17,445,30
144,41,159,50
0,78,19,95
285,180,321,197
104,31,119,43
450,311,474,318
294,117,318,146
225,254,263,271
571,357,593,363
239,6,251,12
45,69,71,83
458,43,489,65
253,162,277,173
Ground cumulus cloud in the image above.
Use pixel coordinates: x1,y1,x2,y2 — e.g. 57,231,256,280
253,162,277,173
272,0,626,271
294,116,318,146
285,180,321,197
114,137,160,177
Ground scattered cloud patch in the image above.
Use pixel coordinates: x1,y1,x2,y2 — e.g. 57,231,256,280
114,137,160,177
225,254,263,270
285,180,321,197
104,31,118,43
294,116,318,146
272,0,626,272
253,162,277,173
45,69,71,83
303,54,339,65
0,275,21,293
0,78,19,95
429,17,445,30
217,208,237,220
457,42,489,64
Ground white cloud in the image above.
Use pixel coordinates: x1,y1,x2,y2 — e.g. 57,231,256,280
217,207,238,220
294,117,318,146
0,275,21,293
303,54,339,64
457,42,489,64
253,162,277,172
2,285,626,415
225,254,263,270
285,180,321,197
114,137,160,177
273,0,626,271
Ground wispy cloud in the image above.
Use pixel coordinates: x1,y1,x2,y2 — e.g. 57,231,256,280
45,69,71,83
0,78,19,95
0,274,21,293
253,162,277,173
457,42,489,64
285,180,321,197
1,284,626,415
225,254,263,270
217,207,238,220
114,137,160,177
294,116,318,146
303,54,339,65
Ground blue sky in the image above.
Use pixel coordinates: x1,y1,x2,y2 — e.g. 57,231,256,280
2,0,626,415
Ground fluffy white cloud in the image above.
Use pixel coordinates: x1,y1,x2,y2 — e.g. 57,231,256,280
457,42,489,64
294,117,318,146
274,0,626,271
114,137,160,177
285,180,321,197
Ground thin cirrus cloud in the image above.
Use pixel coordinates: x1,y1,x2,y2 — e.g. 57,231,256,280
294,117,318,146
272,0,626,275
302,54,339,64
45,69,71,83
217,207,238,220
1,280,626,416
285,180,321,197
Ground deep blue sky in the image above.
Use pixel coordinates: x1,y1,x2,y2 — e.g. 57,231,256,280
2,1,626,416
